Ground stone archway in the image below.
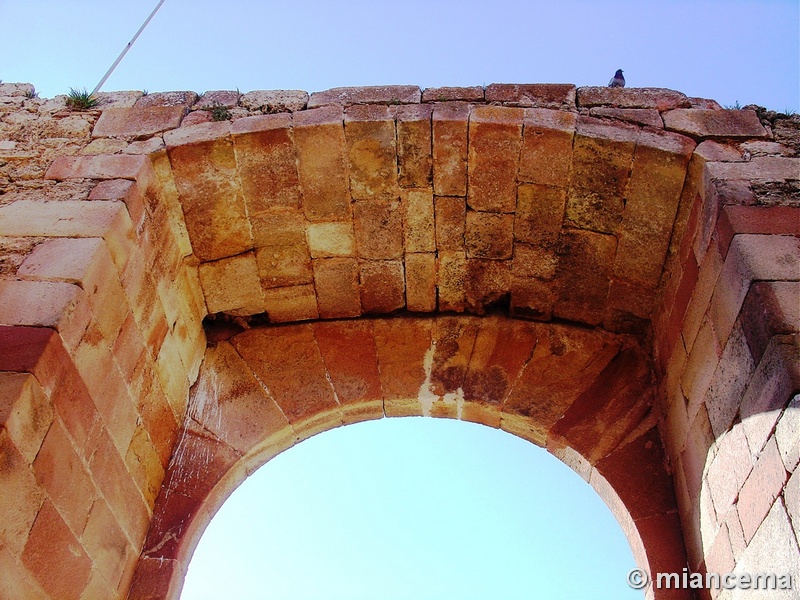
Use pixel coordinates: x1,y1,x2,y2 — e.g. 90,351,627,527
0,82,797,600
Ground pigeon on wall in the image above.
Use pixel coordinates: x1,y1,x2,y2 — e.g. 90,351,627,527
608,69,625,88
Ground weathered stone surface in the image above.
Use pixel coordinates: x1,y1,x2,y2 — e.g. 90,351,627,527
0,372,53,464
396,104,432,188
345,104,398,200
263,285,319,323
588,107,663,128
577,87,691,110
199,252,264,315
45,154,148,180
92,107,185,139
566,116,639,233
465,211,514,259
422,86,484,102
0,429,46,555
434,195,466,251
308,85,421,108
514,183,565,246
192,90,240,109
403,188,435,253
663,108,768,138
255,242,312,289
519,108,576,186
353,199,403,259
79,138,129,155
165,122,253,261
239,90,309,113
437,250,467,312
293,106,350,221
373,318,432,416
467,106,524,212
432,103,470,196
312,257,361,318
485,84,576,109
232,113,301,212
306,222,355,257
359,260,405,314
135,91,197,108
405,253,436,312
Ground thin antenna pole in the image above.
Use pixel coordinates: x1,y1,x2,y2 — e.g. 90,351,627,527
91,0,166,95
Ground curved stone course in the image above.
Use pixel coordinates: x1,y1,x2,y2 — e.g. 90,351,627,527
0,81,797,600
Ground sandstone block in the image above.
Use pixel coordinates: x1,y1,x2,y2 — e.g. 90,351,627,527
359,260,405,314
437,250,467,312
232,325,339,425
373,318,432,417
566,116,638,233
79,138,130,155
514,183,565,245
80,498,133,591
434,195,466,251
0,429,46,556
663,108,768,138
89,179,146,231
403,188,435,253
0,372,53,464
166,123,253,261
308,85,421,108
192,90,240,109
0,545,49,600
239,90,309,113
518,108,576,186
432,103,469,196
135,91,197,108
467,106,524,212
263,285,319,323
312,257,361,318
199,252,265,315
465,211,514,259
422,86,484,102
181,110,212,127
680,317,722,414
775,392,800,472
125,426,165,510
602,279,655,334
250,209,308,248
232,113,302,212
345,104,398,200
353,199,404,259
396,104,433,188
716,205,800,258
737,437,788,542
587,107,663,128
92,106,184,139
255,243,312,288
293,106,351,221
465,259,511,313
45,154,148,181
405,253,437,313
485,84,576,109
509,276,555,321
577,87,690,110
705,424,752,517
306,222,355,257
512,243,558,280
22,501,92,600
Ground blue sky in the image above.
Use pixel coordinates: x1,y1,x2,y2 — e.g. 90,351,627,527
2,1,798,598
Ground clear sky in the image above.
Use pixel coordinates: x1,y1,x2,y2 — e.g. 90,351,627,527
2,1,798,599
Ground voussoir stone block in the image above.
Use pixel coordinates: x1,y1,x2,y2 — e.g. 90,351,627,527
519,108,576,186
577,87,691,111
198,252,264,315
308,85,421,108
485,83,576,109
432,103,470,196
405,253,437,312
403,188,435,253
312,257,361,318
663,108,768,138
467,106,524,213
466,211,514,259
239,90,309,113
92,106,185,139
422,86,484,102
306,222,356,257
345,104,398,200
353,199,404,259
359,260,405,314
396,104,433,188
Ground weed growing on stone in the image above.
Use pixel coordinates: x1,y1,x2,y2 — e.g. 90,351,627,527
25,88,38,99
725,100,743,110
66,88,99,110
206,101,232,121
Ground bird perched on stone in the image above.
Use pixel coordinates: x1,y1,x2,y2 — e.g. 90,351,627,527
608,69,625,88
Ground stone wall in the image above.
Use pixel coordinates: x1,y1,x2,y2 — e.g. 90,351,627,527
0,81,797,600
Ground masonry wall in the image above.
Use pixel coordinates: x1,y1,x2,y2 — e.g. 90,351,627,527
0,81,797,600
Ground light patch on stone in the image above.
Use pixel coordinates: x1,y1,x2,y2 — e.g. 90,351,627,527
418,340,438,417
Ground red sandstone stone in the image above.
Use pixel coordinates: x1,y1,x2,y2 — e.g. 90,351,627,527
485,83,576,108
232,325,339,424
467,106,524,213
181,109,212,127
509,276,555,321
0,545,49,600
312,257,362,318
602,279,656,334
127,556,184,600
263,284,319,323
566,116,638,233
631,512,694,600
293,106,351,221
737,437,788,542
396,104,433,188
663,108,768,138
403,188,435,253
680,317,722,417
434,195,466,251
0,372,53,464
81,497,135,590
113,312,147,384
165,122,253,261
232,113,302,212
199,252,265,315
518,108,576,186
89,178,147,229
345,104,398,200
465,211,514,259
587,106,663,128
307,85,421,108
125,426,166,510
715,205,800,259
92,106,184,139
437,250,467,312
192,90,240,109
22,501,92,600
359,260,405,314
514,183,565,245
45,154,149,181
405,253,437,312
432,103,469,196
464,259,511,313
311,320,383,419
353,199,404,259
373,318,432,417
739,281,800,366
680,244,722,356
255,243,313,289
0,429,46,556
422,86,484,102
577,87,690,110
427,317,481,400
141,489,201,560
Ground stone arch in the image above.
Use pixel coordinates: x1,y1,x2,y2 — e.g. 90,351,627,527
0,82,797,600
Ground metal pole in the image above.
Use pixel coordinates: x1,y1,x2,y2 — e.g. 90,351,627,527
91,0,166,95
